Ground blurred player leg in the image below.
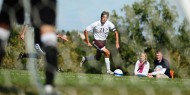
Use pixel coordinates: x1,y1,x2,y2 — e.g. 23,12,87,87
0,0,24,65
30,0,57,94
80,46,102,67
179,0,190,24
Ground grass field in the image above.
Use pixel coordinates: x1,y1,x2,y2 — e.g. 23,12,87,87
0,69,190,95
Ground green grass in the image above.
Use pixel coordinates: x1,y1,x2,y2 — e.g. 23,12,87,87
0,69,190,95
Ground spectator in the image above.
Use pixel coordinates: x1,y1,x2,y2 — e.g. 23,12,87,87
134,52,150,77
151,50,171,78
148,65,169,78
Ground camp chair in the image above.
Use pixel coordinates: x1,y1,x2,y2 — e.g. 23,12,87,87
170,70,174,79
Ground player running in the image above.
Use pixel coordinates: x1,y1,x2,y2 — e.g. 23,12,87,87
80,11,120,74
17,23,68,60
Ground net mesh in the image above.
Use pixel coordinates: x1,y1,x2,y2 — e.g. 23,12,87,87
0,0,190,95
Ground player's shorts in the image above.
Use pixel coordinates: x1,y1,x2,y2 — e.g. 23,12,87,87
92,39,106,51
0,0,24,27
0,0,56,29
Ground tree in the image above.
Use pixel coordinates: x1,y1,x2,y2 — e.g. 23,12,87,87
109,0,182,76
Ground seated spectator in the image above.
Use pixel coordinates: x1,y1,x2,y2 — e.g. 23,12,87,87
148,65,169,78
134,52,150,77
153,50,171,78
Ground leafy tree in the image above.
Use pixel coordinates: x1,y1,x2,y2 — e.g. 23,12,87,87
109,0,181,76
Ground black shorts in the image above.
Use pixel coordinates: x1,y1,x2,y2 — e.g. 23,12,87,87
93,39,106,51
0,0,56,29
0,0,24,26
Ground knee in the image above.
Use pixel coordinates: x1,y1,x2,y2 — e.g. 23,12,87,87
105,51,110,57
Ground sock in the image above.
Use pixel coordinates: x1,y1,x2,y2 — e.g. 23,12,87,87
0,40,5,65
0,46,5,65
105,58,111,71
44,46,57,85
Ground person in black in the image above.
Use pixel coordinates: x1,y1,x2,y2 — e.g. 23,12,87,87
0,0,60,94
153,50,171,78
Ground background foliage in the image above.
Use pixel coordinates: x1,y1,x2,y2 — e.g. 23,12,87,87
1,0,190,78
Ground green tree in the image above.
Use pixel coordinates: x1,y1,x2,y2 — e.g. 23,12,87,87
109,0,179,75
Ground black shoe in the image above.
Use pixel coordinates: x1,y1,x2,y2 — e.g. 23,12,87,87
17,52,24,60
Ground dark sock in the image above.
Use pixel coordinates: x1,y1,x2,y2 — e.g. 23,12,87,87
0,48,5,66
0,40,5,65
44,46,57,85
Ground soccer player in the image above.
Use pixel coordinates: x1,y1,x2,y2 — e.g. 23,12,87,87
0,0,59,94
80,11,120,74
17,23,68,60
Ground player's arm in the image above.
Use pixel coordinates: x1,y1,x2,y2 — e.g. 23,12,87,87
114,30,120,49
110,22,120,49
20,25,27,40
84,30,92,46
56,34,68,41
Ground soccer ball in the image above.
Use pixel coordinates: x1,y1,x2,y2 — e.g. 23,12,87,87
114,69,123,76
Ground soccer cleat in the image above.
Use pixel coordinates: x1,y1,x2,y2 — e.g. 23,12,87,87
17,52,24,60
107,70,114,75
80,56,86,67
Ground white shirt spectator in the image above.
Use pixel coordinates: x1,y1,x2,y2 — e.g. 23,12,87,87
134,60,150,76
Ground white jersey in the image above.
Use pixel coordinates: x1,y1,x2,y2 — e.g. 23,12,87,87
86,20,116,40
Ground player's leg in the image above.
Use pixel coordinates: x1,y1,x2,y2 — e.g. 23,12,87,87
0,2,10,65
17,27,43,60
102,47,113,74
95,50,102,60
0,0,24,65
93,40,113,74
80,40,104,67
0,40,5,65
34,28,46,55
80,56,87,67
80,55,97,67
30,0,57,93
80,50,103,67
0,26,8,65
